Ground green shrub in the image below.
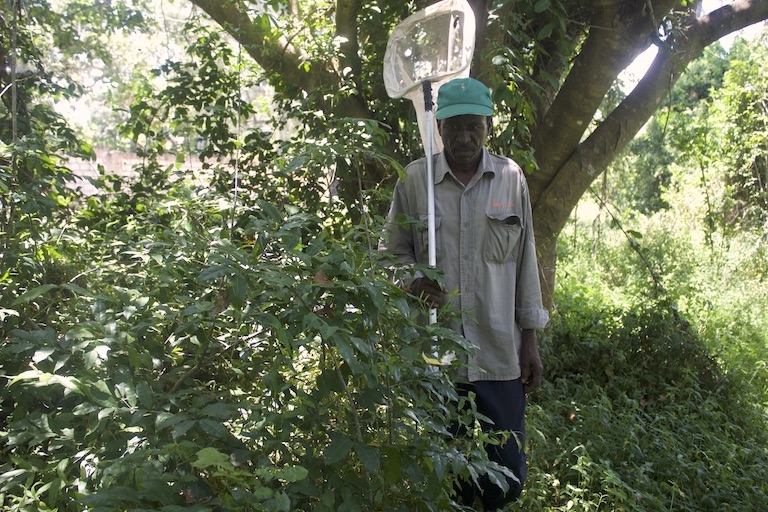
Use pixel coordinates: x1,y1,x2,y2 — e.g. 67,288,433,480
2,171,519,510
510,236,768,511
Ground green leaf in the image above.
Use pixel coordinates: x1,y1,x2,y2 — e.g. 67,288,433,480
7,369,43,387
32,347,56,363
0,468,26,480
432,449,448,481
200,402,236,419
198,265,232,282
355,443,380,473
229,273,247,309
350,336,373,357
537,22,555,40
78,486,142,506
198,418,231,440
51,375,85,395
485,466,512,495
534,0,551,12
136,381,154,408
401,454,426,484
65,326,95,340
156,412,190,430
261,312,291,349
393,296,410,317
12,284,58,306
492,55,508,66
382,447,403,485
273,490,290,511
362,281,384,310
324,433,354,465
333,337,358,370
259,200,283,221
316,368,344,397
193,447,232,470
62,283,96,297
47,477,62,506
172,419,197,439
84,345,110,368
320,323,338,340
277,465,308,483
181,301,214,316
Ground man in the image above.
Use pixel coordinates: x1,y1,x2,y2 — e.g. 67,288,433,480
381,77,549,510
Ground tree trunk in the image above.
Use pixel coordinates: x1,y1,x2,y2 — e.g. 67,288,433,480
529,0,768,311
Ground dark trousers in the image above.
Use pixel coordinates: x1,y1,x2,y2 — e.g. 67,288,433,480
452,379,527,511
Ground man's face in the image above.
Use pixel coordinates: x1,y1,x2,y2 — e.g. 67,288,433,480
438,114,490,170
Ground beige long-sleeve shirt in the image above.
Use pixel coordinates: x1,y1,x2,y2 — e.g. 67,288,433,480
382,148,549,382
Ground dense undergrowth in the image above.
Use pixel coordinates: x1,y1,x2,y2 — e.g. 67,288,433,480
509,204,768,511
2,167,767,510
2,103,767,510
0,167,516,511
518,294,768,511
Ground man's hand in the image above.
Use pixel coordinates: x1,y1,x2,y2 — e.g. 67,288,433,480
409,277,445,308
520,329,543,393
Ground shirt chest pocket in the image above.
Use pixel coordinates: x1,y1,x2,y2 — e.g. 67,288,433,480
484,213,522,264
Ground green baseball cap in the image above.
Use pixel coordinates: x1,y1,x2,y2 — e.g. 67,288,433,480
435,77,493,119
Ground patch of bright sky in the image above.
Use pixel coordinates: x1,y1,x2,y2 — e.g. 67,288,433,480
619,0,766,92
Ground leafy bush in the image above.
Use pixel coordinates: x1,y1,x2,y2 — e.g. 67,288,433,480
2,171,517,510
520,197,768,511
0,21,510,506
513,291,768,511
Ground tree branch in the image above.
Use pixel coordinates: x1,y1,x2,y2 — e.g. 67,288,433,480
694,0,768,47
187,0,335,92
532,0,768,239
527,0,678,203
336,0,362,78
334,0,373,119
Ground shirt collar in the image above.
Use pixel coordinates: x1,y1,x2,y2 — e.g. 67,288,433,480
435,148,495,184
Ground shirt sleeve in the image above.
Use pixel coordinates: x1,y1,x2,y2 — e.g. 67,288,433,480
378,179,420,289
515,177,550,330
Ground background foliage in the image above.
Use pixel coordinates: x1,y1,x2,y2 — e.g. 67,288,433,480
1,1,767,511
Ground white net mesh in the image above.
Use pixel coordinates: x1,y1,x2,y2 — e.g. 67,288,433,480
384,0,476,154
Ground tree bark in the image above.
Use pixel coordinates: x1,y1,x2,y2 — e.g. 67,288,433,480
531,0,768,310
